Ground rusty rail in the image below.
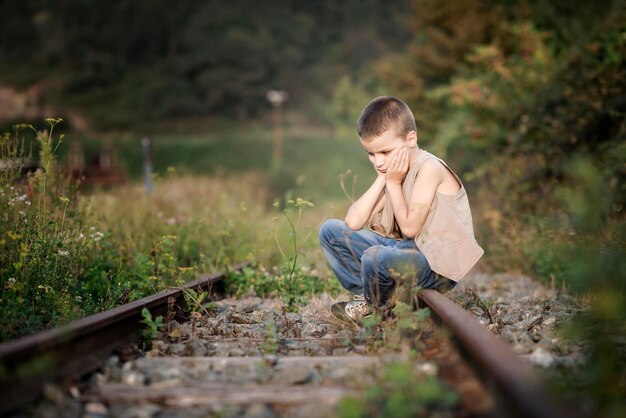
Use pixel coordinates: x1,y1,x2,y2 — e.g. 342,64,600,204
0,267,580,417
418,288,580,418
0,263,246,416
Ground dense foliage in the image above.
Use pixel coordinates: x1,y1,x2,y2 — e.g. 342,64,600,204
0,0,410,128
361,1,625,415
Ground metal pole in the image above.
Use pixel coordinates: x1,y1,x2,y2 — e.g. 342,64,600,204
272,104,283,170
142,137,153,194
266,90,288,172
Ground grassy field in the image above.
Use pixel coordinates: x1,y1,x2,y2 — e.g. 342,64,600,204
57,122,376,207
1,121,374,340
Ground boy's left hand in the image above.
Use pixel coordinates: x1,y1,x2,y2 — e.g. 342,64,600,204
385,146,410,185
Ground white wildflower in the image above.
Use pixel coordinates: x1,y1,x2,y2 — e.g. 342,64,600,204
58,250,69,256
75,296,82,303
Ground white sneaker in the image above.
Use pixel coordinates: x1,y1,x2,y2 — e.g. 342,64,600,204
331,294,372,323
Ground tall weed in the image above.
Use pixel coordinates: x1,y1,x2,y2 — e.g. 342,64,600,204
0,124,279,341
1,123,86,339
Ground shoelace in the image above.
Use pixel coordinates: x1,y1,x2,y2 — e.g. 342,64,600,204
345,298,371,319
353,293,365,302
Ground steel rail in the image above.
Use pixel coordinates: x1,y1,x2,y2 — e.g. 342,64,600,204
0,263,247,416
418,288,581,418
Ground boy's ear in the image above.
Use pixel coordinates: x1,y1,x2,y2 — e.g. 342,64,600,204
405,130,418,147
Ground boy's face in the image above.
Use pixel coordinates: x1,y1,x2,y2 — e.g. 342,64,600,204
360,129,416,175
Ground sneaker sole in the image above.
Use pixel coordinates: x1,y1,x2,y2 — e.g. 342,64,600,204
331,302,364,326
331,302,376,326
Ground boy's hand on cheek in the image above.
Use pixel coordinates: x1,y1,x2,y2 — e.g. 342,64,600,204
385,146,409,185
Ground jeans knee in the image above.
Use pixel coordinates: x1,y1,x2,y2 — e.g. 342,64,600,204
361,245,386,269
363,246,424,281
319,219,351,249
319,219,345,244
362,246,395,305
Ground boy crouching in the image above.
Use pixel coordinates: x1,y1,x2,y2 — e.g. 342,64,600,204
319,96,483,324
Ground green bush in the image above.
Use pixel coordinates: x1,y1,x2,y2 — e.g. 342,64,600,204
338,361,459,418
545,157,626,418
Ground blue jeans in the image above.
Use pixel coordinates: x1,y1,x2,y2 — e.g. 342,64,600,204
319,219,456,307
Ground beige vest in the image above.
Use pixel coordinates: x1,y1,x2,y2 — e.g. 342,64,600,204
368,149,484,281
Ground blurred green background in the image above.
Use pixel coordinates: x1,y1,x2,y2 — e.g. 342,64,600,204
0,0,624,416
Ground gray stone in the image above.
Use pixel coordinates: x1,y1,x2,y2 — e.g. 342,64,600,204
352,345,369,354
191,339,208,356
554,354,585,369
487,323,501,334
303,342,321,355
42,383,65,405
528,347,555,368
121,370,145,385
229,347,245,357
529,328,543,343
169,342,187,355
499,326,517,344
244,402,276,418
543,317,556,326
68,386,80,399
211,343,232,357
89,372,108,386
85,402,108,415
231,312,253,324
414,361,438,377
241,304,258,314
104,355,120,368
109,404,160,418
330,347,350,355
284,403,336,418
263,354,278,366
520,315,543,330
302,323,328,338
500,327,536,354
270,363,314,385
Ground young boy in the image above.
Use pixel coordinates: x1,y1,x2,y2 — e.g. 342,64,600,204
319,96,483,324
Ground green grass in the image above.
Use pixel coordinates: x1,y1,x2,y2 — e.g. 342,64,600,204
55,125,375,205
1,121,371,342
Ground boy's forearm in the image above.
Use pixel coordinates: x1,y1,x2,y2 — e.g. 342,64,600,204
386,182,416,237
345,175,386,230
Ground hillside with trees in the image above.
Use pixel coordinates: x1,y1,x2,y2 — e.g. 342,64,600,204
0,0,411,128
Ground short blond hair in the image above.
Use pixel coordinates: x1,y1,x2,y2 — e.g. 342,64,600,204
357,96,417,140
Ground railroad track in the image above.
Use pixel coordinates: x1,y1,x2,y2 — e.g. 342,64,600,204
0,264,238,416
0,267,579,418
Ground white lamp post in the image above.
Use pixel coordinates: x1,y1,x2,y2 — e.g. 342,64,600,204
266,90,289,171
